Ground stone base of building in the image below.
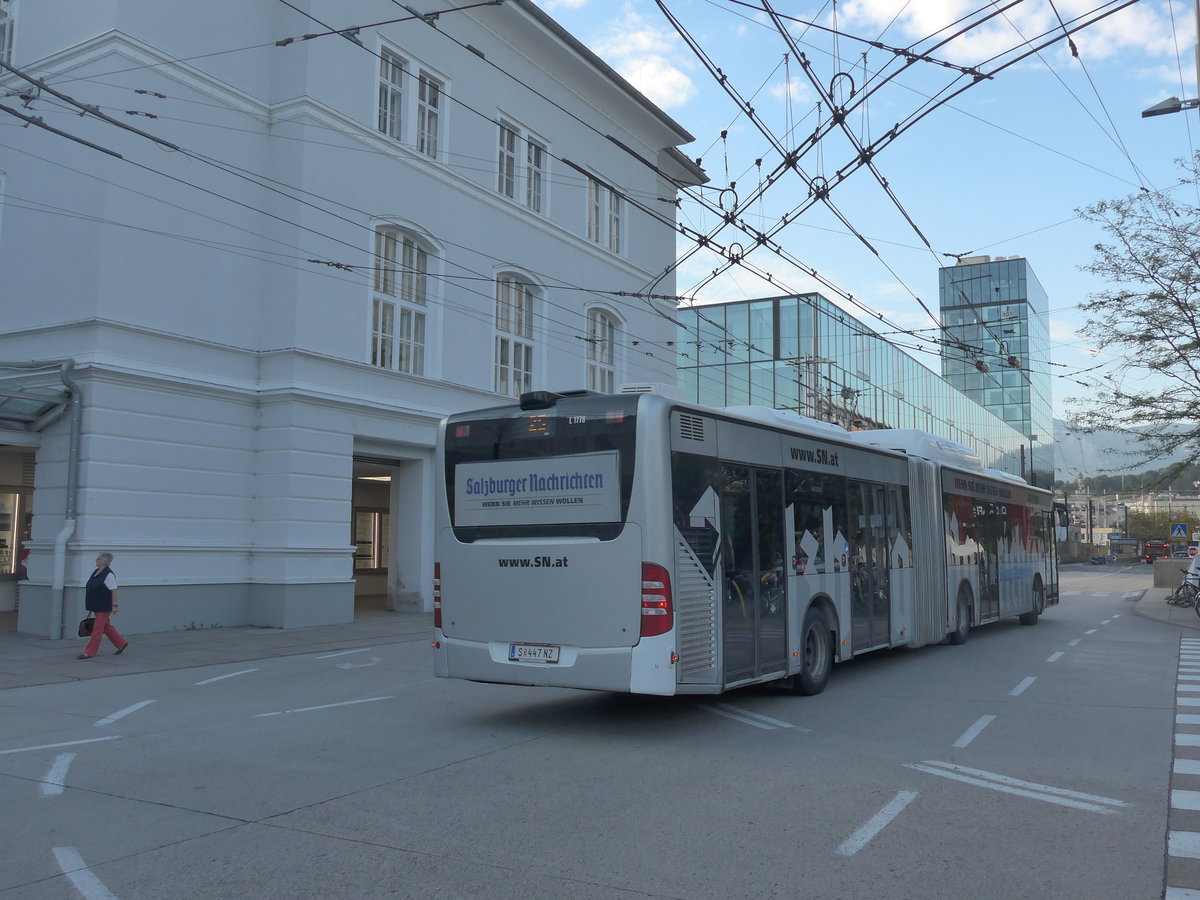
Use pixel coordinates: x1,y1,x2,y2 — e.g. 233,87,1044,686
15,581,355,638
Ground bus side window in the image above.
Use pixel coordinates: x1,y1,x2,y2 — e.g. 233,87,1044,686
786,470,847,575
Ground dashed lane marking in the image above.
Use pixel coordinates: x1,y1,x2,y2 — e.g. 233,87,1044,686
53,847,118,900
835,791,918,857
93,700,154,728
0,736,118,756
1009,676,1036,696
40,753,74,797
195,668,258,685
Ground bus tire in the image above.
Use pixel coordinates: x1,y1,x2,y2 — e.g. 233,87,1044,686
1019,577,1045,626
793,607,832,695
949,588,971,645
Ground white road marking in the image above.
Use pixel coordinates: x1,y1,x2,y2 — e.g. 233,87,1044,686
0,736,118,756
1178,685,1200,693
1170,831,1200,859
952,715,995,748
1085,629,1098,635
1092,592,1112,597
1062,591,1080,596
93,700,155,727
835,791,918,857
1101,619,1113,625
1166,887,1200,898
703,704,809,731
195,668,258,685
53,847,118,900
1179,715,1200,726
1009,677,1037,696
1068,639,1081,646
337,657,382,669
254,696,392,718
1179,698,1200,708
40,753,75,797
317,648,374,659
1175,759,1200,776
1179,676,1200,682
1179,734,1200,747
1174,790,1200,811
1046,652,1064,663
906,761,1127,813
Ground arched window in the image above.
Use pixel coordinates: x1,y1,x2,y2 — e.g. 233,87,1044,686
587,308,618,393
372,226,430,375
495,274,536,397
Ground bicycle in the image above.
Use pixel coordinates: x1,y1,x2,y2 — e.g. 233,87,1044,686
1167,567,1199,610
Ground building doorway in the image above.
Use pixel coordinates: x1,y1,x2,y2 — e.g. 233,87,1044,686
351,452,431,613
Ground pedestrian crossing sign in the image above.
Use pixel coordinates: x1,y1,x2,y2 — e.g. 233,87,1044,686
1172,522,1189,540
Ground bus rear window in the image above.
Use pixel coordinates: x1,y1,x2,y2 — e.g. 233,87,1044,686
444,402,637,542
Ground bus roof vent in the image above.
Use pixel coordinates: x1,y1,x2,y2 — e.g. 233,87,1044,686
519,391,562,410
678,414,706,442
619,382,685,400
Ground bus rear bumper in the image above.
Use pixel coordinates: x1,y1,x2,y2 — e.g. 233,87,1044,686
437,635,646,693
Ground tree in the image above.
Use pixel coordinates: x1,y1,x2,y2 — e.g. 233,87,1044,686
1074,155,1200,477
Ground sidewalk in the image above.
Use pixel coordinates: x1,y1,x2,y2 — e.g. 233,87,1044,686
0,590,1193,692
1136,587,1200,632
0,608,435,691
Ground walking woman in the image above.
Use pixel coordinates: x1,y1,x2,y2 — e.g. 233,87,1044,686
78,552,129,659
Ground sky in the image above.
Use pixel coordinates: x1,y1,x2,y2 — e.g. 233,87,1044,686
533,0,1199,429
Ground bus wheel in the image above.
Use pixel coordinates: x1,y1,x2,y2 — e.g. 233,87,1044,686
949,589,971,645
793,608,832,695
1019,578,1045,626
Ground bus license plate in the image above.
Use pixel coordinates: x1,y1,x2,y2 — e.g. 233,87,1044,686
508,643,560,663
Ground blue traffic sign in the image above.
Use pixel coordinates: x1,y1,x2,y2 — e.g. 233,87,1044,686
1171,523,1190,540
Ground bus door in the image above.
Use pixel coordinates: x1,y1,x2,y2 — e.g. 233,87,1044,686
720,464,787,684
849,480,891,651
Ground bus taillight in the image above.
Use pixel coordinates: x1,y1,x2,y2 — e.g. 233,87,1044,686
640,563,673,637
434,562,442,629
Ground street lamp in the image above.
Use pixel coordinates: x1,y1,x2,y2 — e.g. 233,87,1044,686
1142,96,1200,118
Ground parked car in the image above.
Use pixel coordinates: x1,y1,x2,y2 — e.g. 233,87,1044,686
1090,555,1110,565
1174,550,1193,559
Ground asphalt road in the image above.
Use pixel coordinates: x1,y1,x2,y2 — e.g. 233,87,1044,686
0,564,1180,899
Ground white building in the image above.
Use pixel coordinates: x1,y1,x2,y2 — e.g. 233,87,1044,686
0,0,704,637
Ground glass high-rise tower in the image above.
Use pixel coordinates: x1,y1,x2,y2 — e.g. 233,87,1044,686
938,256,1053,485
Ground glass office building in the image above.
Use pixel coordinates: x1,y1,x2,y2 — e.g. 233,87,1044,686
675,292,1034,478
938,256,1053,484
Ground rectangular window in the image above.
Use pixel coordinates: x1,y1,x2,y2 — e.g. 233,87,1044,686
372,299,395,368
607,187,622,254
496,337,533,398
495,275,535,397
498,123,517,198
0,1,14,65
587,178,602,244
525,139,545,212
372,227,430,376
587,309,616,393
378,50,405,140
586,175,623,254
417,71,441,158
496,119,547,214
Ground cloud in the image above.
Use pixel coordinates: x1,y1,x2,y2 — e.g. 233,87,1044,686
534,0,590,10
769,76,813,105
590,6,698,110
837,0,1188,67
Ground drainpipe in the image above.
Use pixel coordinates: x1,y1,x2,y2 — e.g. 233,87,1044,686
50,361,81,640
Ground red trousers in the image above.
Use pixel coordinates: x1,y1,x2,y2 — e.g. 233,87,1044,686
83,612,127,657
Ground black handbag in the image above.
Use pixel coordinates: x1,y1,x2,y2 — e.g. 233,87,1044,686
78,614,95,637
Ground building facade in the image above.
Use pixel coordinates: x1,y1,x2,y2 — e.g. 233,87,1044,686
675,293,1030,474
938,255,1053,484
0,0,704,636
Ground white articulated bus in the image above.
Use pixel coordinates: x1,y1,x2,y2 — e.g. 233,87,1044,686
433,390,1058,696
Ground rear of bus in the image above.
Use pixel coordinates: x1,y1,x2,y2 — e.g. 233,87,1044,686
433,390,678,695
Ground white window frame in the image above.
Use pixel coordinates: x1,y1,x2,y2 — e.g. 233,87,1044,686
372,226,431,375
0,1,14,65
586,308,618,393
496,117,548,214
495,273,536,398
377,49,405,140
585,174,624,254
416,69,442,159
